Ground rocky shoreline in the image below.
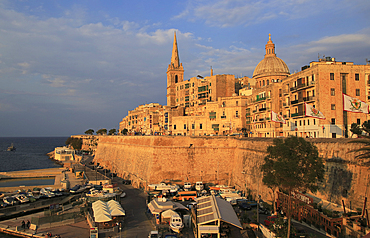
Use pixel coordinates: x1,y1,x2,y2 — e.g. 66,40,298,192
46,151,64,166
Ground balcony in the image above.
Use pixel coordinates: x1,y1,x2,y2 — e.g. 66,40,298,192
283,102,290,107
303,96,316,102
283,89,289,95
290,112,305,118
254,96,271,103
259,108,267,112
221,116,227,119
291,100,299,105
290,81,315,92
246,113,251,116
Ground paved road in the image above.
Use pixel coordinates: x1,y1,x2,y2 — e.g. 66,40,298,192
114,178,155,238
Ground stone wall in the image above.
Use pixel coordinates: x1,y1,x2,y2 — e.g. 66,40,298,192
92,135,370,211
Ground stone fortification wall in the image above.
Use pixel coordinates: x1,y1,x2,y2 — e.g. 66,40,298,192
93,136,369,211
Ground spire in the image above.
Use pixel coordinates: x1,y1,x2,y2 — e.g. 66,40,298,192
171,31,180,68
265,33,276,57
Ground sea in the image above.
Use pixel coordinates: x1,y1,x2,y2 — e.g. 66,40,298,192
0,137,67,172
0,137,67,238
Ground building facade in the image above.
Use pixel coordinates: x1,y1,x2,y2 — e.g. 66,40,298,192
119,33,370,138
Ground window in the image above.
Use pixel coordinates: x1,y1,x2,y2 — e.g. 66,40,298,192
192,124,195,129
356,89,360,96
331,88,335,96
331,104,336,110
357,119,361,125
331,118,336,125
184,124,187,129
236,101,238,106
199,124,203,129
330,73,334,80
236,111,239,117
174,125,177,130
267,80,269,85
313,119,316,125
307,119,310,126
355,73,359,81
299,120,302,126
303,120,305,126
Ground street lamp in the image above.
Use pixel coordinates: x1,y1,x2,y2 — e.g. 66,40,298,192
119,222,122,238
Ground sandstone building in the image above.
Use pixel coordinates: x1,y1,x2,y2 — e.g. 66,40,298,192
119,33,370,138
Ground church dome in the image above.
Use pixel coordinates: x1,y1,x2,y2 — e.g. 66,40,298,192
253,34,290,79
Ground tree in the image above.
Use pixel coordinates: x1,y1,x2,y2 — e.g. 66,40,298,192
121,129,128,135
96,128,107,135
65,137,82,150
108,129,117,135
261,136,325,238
350,123,362,137
84,129,94,135
349,120,370,160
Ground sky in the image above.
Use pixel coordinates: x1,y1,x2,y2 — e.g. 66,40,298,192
0,0,369,137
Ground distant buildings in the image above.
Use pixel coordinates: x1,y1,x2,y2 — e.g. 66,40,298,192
54,146,76,161
119,33,370,138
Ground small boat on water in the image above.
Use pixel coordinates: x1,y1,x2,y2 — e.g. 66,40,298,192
169,212,184,233
7,143,16,151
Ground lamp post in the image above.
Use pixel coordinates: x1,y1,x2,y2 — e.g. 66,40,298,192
119,222,122,238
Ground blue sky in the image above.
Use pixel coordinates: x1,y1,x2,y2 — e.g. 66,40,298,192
0,0,369,137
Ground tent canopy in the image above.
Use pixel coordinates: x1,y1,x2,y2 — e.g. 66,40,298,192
94,213,112,223
92,199,126,223
161,209,178,219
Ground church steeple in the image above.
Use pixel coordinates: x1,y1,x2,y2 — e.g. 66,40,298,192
167,31,184,107
171,32,180,68
265,33,276,57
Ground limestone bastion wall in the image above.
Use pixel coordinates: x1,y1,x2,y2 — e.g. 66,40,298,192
92,135,369,210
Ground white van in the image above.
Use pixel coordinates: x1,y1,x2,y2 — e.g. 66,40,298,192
195,181,204,191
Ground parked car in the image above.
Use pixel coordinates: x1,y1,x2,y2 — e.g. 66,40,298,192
148,230,160,238
258,207,270,215
238,202,251,210
163,234,177,238
295,228,309,238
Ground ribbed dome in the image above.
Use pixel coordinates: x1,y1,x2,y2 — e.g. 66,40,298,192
253,34,290,79
253,56,290,78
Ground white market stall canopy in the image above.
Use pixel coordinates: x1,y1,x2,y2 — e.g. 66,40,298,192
161,209,179,219
92,200,126,223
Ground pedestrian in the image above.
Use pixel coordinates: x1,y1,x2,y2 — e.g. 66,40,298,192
27,220,30,229
21,220,25,229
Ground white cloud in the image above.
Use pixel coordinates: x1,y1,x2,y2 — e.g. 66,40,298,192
46,77,66,88
174,0,359,27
